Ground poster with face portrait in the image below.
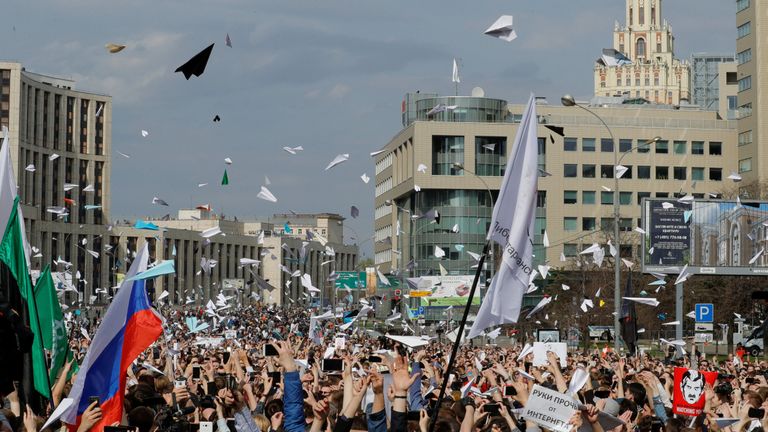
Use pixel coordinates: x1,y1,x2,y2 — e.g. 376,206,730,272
672,367,718,416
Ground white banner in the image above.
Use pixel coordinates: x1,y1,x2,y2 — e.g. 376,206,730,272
523,385,578,432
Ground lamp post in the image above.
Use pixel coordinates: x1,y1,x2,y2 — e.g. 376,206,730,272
561,94,659,352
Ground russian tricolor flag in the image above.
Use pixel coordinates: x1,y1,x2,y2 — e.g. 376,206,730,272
62,244,163,431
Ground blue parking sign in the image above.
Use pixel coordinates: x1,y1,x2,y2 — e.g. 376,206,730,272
695,303,714,323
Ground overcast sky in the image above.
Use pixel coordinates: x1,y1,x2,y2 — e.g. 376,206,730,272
3,0,736,258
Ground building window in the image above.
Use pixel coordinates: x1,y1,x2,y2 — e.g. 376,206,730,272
655,76,660,86
739,76,752,92
737,48,752,65
619,139,632,152
674,167,687,180
583,191,596,205
564,137,577,152
582,164,596,178
475,136,506,176
709,141,722,155
564,244,578,257
537,191,547,208
645,77,650,86
656,192,669,198
600,138,613,153
564,217,578,231
637,165,651,179
639,5,645,25
656,42,661,52
691,167,705,181
738,22,751,39
564,190,578,204
739,103,753,118
583,217,596,231
656,166,669,180
582,138,595,152
709,168,722,181
729,96,738,111
737,0,750,12
601,218,615,232
636,38,646,57
691,141,704,155
600,165,614,178
637,140,651,153
739,130,753,146
739,158,752,173
620,218,633,232
619,44,625,54
655,140,668,154
637,192,651,205
620,165,633,179
620,192,632,205
673,141,686,154
432,136,464,175
601,191,613,205
564,164,578,177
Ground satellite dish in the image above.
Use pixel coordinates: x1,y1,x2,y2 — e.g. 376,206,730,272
471,87,485,97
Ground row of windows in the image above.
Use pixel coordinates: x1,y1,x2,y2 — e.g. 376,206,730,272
739,158,752,173
563,138,721,155
737,48,752,65
374,225,392,242
375,249,392,266
739,76,752,92
738,22,751,39
375,177,392,197
564,164,724,181
737,0,750,13
563,217,634,232
739,130,753,146
563,190,714,206
374,204,392,220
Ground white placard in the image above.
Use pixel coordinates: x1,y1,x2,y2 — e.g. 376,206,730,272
224,330,237,339
532,342,568,368
523,384,578,432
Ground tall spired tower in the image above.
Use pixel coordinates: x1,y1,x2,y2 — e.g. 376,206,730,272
594,0,690,105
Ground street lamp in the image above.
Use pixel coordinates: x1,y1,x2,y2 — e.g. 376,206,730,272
562,94,660,352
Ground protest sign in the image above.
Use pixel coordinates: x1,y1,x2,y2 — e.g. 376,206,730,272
523,385,578,432
672,367,717,416
532,342,568,368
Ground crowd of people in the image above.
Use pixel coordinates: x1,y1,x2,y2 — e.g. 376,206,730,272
1,304,767,432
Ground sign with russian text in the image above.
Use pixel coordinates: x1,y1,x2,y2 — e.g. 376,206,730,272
647,200,691,266
523,384,578,432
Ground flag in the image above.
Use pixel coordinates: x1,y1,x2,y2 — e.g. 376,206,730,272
0,126,30,264
34,265,69,386
468,94,539,338
452,58,460,83
61,244,163,431
620,272,637,355
0,196,50,399
221,169,229,185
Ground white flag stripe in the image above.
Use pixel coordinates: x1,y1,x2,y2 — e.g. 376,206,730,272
452,58,461,83
0,126,31,265
469,94,538,338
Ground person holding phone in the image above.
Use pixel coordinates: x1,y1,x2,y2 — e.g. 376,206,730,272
274,340,305,432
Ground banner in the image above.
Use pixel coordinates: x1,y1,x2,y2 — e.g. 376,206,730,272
672,367,717,416
523,385,578,432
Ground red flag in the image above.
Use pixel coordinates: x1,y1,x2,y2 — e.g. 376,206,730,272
672,367,717,417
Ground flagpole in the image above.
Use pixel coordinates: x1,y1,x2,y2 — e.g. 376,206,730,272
427,240,490,432
29,278,55,410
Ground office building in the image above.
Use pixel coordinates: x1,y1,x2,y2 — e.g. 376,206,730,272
374,93,736,278
690,53,738,119
594,0,691,105
735,0,766,193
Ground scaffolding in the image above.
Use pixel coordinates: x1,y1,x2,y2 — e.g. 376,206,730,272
690,53,735,112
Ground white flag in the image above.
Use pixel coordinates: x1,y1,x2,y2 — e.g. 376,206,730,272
0,127,31,265
452,58,460,83
468,94,539,338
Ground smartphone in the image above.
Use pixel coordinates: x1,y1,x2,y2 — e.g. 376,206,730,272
199,422,214,432
504,386,517,397
749,408,765,419
88,396,100,407
207,382,218,395
368,355,383,363
484,404,500,415
192,366,201,380
746,377,756,385
104,427,135,432
227,375,238,390
222,352,231,364
268,371,281,383
322,358,344,372
175,380,186,388
152,349,160,360
594,390,611,399
407,411,421,421
264,344,279,357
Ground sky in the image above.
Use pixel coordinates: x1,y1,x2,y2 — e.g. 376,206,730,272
2,0,736,258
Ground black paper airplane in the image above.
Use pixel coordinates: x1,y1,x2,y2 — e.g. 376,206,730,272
175,43,214,79
213,115,221,122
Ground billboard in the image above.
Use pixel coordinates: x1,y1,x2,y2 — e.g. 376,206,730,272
334,271,401,290
642,198,768,276
407,275,480,306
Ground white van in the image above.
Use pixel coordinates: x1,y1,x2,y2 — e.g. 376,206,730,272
743,326,764,356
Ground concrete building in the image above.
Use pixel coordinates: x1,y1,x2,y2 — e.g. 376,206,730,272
594,0,691,105
690,53,738,119
374,93,736,277
735,0,767,193
0,61,112,305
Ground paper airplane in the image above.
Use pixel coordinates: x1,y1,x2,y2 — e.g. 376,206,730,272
283,146,304,155
484,15,517,42
615,165,628,178
361,173,370,184
325,154,349,170
257,186,278,202
417,163,428,173
623,297,660,307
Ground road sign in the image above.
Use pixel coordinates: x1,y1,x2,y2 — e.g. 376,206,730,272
694,323,713,332
418,306,425,315
694,333,714,343
695,303,714,323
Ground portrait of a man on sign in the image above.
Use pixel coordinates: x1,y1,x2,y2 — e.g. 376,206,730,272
672,367,717,416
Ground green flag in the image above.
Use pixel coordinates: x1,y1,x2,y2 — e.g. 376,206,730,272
0,197,50,399
221,169,229,185
34,264,68,384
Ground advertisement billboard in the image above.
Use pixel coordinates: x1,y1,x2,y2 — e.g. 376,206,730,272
642,198,768,276
408,275,480,306
334,272,401,290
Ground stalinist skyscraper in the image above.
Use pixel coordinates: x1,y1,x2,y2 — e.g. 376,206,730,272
594,0,691,105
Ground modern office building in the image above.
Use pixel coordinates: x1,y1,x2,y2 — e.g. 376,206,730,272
594,0,691,105
735,0,767,193
690,53,737,119
374,93,737,277
0,61,112,305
